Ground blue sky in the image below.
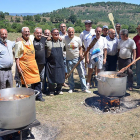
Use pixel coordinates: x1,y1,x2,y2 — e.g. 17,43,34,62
0,0,140,13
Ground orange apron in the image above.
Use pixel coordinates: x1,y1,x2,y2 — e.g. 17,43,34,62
19,40,40,85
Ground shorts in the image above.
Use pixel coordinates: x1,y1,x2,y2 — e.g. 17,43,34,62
88,55,103,69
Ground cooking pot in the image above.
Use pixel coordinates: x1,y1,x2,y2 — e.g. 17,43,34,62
0,87,38,129
96,71,127,97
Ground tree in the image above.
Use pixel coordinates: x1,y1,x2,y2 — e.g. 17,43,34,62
42,18,47,22
68,14,77,24
15,17,20,22
4,12,9,15
0,12,5,20
10,17,14,22
34,15,41,22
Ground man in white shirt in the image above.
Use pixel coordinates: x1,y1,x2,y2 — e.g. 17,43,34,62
63,27,91,93
106,29,118,71
86,27,107,88
118,29,136,91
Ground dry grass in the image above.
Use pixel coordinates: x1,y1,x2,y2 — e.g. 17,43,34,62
9,33,140,140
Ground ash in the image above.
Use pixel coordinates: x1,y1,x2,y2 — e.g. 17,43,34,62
84,96,140,114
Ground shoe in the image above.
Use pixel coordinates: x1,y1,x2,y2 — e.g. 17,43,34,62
83,89,91,93
63,83,69,87
128,87,133,91
68,89,73,93
50,92,54,96
36,97,45,102
86,85,90,89
59,91,63,95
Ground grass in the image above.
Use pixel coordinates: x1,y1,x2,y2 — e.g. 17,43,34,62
9,33,140,140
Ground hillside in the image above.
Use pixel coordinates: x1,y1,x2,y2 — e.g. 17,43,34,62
42,2,140,25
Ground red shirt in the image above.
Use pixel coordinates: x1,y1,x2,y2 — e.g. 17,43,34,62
133,34,140,58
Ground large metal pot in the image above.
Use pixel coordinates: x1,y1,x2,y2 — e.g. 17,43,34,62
0,87,37,129
97,71,127,97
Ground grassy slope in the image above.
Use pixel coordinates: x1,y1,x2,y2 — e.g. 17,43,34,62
10,33,140,140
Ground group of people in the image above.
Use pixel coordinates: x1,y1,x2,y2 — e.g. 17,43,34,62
0,20,140,102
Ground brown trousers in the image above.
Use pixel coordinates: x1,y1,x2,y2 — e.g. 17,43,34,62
118,57,133,87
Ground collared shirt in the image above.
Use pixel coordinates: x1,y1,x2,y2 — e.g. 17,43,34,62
106,35,118,56
15,35,34,58
0,40,15,69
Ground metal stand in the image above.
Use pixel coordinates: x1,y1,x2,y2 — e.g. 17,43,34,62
0,119,40,139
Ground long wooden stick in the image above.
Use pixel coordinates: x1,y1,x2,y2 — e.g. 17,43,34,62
118,57,140,74
66,38,97,79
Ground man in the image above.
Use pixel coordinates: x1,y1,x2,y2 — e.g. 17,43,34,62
45,28,65,96
118,29,136,91
105,29,118,71
115,23,121,39
44,29,51,37
80,20,96,76
33,27,46,93
86,27,107,88
0,28,15,89
101,25,109,37
59,23,69,87
15,27,45,101
63,27,91,93
133,24,140,89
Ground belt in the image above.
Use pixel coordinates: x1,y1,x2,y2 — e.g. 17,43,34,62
0,67,11,71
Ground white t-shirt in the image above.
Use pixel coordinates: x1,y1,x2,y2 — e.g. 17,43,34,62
63,36,82,60
88,36,107,54
118,38,136,59
80,29,95,50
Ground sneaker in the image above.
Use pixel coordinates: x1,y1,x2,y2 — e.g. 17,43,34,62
59,91,63,95
50,92,54,96
83,89,91,93
68,89,73,93
86,84,90,89
36,97,45,102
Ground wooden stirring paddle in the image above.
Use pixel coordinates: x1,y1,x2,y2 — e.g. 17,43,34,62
117,57,140,74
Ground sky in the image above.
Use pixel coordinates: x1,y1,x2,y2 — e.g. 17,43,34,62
0,0,140,13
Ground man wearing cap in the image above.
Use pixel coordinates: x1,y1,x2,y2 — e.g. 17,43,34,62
115,23,121,39
0,28,15,89
101,25,109,37
45,28,65,96
80,20,96,75
133,25,140,89
105,29,118,71
118,29,136,91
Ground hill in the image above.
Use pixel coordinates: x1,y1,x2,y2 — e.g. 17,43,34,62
42,2,140,25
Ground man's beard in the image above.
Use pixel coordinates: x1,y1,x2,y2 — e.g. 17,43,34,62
0,37,7,43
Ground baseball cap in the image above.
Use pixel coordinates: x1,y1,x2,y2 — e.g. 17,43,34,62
84,20,92,24
102,25,108,29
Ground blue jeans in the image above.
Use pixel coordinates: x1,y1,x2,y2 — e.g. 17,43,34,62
66,57,87,90
136,60,140,86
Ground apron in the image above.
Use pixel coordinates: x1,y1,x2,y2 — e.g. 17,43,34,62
19,40,40,85
46,41,65,84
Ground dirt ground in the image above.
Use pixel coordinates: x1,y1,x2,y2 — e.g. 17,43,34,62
9,33,140,140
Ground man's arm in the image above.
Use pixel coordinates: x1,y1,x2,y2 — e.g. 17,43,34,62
79,46,84,60
132,49,136,61
103,48,107,64
15,58,23,74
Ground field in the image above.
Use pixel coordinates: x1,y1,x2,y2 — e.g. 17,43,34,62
9,33,140,140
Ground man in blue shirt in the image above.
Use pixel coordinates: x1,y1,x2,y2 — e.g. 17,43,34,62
0,28,15,89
